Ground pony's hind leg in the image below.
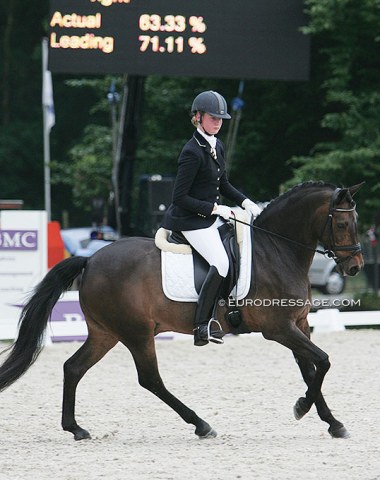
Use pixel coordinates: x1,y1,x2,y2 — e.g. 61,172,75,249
62,326,118,440
127,337,216,439
294,354,349,438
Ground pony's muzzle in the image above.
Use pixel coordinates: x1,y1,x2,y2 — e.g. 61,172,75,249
344,253,364,277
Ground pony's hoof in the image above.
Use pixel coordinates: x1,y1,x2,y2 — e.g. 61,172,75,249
293,397,309,420
328,424,350,439
195,421,217,439
198,427,217,439
73,428,91,441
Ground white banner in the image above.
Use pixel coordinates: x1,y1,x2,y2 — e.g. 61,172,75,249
0,211,47,340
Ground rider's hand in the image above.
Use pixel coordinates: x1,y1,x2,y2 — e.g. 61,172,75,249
212,203,233,221
242,199,262,218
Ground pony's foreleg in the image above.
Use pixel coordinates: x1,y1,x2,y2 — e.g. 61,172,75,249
62,329,117,440
263,325,333,429
294,355,349,438
128,340,216,439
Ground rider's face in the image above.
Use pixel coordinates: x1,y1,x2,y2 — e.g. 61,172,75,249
198,112,223,135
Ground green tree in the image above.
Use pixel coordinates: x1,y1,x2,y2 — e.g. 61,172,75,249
53,124,112,212
284,0,380,226
51,77,121,218
4,0,379,230
0,0,48,208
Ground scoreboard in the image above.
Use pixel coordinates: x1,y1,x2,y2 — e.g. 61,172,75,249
48,0,309,80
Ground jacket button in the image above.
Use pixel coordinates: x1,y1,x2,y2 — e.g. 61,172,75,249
216,196,220,200
216,187,219,190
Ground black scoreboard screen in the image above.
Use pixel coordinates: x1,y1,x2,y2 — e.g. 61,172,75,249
48,0,309,80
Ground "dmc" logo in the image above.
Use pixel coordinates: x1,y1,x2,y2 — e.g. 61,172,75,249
0,230,38,250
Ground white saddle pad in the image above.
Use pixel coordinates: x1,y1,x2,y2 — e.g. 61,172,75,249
157,209,252,302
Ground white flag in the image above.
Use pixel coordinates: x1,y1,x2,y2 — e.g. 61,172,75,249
42,38,55,133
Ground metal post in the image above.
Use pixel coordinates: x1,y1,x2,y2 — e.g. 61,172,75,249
225,80,245,174
373,243,379,296
42,107,51,221
108,78,123,235
42,38,55,221
118,75,145,236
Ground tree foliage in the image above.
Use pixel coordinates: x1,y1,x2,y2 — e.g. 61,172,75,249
284,0,380,225
0,0,48,209
52,124,112,211
0,0,379,228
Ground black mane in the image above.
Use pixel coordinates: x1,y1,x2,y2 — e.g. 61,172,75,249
254,181,337,225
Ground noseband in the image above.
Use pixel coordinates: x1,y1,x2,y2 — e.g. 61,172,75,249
320,188,362,265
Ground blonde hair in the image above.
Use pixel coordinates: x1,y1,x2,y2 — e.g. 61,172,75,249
191,110,204,128
191,115,199,127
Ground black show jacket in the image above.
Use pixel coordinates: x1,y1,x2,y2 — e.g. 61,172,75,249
162,130,247,232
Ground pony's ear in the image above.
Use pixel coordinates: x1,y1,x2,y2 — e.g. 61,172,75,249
349,181,365,197
334,182,365,206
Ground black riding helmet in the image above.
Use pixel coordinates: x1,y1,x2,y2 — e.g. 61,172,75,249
191,91,231,119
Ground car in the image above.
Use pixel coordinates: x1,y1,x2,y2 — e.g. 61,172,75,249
61,226,119,257
308,247,346,295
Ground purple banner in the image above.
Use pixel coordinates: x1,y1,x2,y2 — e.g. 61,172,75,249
0,230,38,250
50,300,87,342
51,301,84,322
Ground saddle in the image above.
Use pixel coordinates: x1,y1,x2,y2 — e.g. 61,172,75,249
167,221,240,299
155,207,253,303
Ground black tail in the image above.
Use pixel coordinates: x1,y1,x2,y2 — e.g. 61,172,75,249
0,256,88,392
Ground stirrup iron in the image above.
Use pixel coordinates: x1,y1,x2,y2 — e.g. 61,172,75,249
207,319,225,344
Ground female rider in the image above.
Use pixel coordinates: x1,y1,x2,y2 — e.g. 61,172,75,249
162,91,261,346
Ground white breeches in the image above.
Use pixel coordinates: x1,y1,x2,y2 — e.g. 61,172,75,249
182,218,229,277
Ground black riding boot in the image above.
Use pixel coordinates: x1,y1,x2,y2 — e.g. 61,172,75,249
193,266,226,347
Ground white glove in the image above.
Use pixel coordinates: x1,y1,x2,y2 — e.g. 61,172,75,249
242,198,262,218
212,203,233,221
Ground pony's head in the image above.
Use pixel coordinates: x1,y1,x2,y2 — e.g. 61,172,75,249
254,181,364,278
319,183,364,277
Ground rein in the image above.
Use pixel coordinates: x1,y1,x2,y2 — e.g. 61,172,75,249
230,188,362,265
230,215,327,255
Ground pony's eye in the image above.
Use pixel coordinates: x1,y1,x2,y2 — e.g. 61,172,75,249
337,222,347,230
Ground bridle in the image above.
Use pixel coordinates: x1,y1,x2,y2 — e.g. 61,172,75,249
319,188,362,265
230,188,362,265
